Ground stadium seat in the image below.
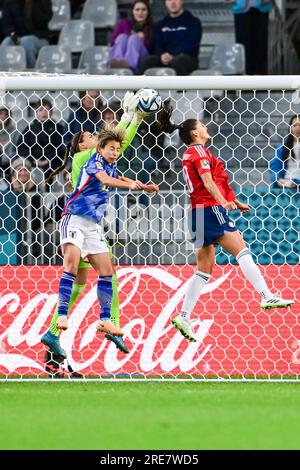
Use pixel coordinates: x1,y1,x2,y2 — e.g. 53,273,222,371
210,43,246,75
191,69,221,76
144,67,176,76
190,2,233,26
101,68,133,75
0,46,26,71
81,0,118,28
58,20,95,53
201,32,235,47
198,44,215,70
48,0,71,31
35,46,72,73
78,46,109,74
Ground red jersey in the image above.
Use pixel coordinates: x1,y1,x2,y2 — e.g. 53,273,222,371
182,144,236,208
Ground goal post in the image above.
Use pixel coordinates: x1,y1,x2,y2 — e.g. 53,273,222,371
0,73,300,90
0,73,299,381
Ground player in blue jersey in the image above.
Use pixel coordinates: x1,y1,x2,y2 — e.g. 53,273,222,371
41,93,149,369
56,124,159,336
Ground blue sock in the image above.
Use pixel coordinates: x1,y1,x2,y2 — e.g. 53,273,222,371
97,275,112,320
58,271,76,317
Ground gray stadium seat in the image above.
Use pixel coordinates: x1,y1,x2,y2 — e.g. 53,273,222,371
210,43,246,75
0,46,26,71
190,3,233,28
144,67,176,76
101,68,133,75
58,20,95,53
78,46,109,74
81,0,118,28
201,32,235,47
48,0,71,31
191,69,222,76
198,44,215,70
35,46,72,73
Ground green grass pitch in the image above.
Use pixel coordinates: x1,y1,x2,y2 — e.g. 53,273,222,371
1,382,300,450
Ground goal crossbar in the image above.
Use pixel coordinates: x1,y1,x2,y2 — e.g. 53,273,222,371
0,73,299,91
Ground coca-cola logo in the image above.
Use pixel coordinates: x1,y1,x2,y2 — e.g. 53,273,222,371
0,267,232,375
0,265,298,377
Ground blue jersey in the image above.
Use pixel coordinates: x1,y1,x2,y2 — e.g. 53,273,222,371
62,152,118,222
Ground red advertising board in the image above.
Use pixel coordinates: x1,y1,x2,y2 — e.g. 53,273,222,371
0,265,299,378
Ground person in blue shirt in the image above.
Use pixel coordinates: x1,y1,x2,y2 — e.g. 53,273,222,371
56,124,159,337
270,114,300,188
227,0,273,75
140,0,202,75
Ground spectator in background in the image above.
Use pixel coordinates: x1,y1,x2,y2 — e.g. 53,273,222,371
0,105,22,186
0,105,17,170
16,98,65,189
42,170,72,263
0,105,15,146
109,0,154,73
10,157,36,192
45,170,73,236
270,114,300,189
227,0,273,75
10,156,44,260
65,90,104,142
140,0,201,75
1,0,53,68
102,107,118,126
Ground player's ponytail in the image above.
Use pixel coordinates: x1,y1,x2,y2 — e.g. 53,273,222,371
158,100,198,145
157,99,179,134
44,131,83,185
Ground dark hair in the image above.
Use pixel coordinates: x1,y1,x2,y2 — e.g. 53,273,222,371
282,114,300,161
32,98,52,111
79,90,103,109
131,0,154,34
157,100,198,145
79,90,103,114
44,131,84,185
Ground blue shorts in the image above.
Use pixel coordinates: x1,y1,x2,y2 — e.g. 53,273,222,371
188,206,237,249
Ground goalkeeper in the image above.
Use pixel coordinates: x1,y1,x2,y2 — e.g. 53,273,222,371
41,92,147,358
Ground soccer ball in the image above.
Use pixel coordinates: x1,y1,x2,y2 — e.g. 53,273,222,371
136,88,162,113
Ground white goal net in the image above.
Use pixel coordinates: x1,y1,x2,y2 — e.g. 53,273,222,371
0,73,299,381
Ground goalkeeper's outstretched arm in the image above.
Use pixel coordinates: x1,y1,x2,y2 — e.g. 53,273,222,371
116,91,150,155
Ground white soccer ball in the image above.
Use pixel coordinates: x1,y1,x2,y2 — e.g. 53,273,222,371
136,88,162,113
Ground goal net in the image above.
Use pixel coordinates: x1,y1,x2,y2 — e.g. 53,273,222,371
0,73,299,381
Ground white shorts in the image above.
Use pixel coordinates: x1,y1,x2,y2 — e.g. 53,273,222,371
59,214,109,260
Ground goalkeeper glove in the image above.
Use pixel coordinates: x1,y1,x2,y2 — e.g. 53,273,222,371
132,108,151,125
121,91,140,124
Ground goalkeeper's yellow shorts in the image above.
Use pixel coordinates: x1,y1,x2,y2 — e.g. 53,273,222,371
78,240,113,269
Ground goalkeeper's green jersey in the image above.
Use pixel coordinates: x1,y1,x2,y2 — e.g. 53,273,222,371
71,120,138,189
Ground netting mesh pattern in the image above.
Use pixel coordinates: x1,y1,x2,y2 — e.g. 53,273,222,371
0,86,299,380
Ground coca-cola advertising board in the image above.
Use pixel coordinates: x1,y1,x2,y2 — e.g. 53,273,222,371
0,265,299,378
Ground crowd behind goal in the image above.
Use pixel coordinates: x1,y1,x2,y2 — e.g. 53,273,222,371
0,0,299,269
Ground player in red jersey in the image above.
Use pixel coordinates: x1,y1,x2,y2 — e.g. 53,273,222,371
158,102,294,342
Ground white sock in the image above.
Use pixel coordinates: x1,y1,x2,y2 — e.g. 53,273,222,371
180,271,211,320
236,248,272,299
